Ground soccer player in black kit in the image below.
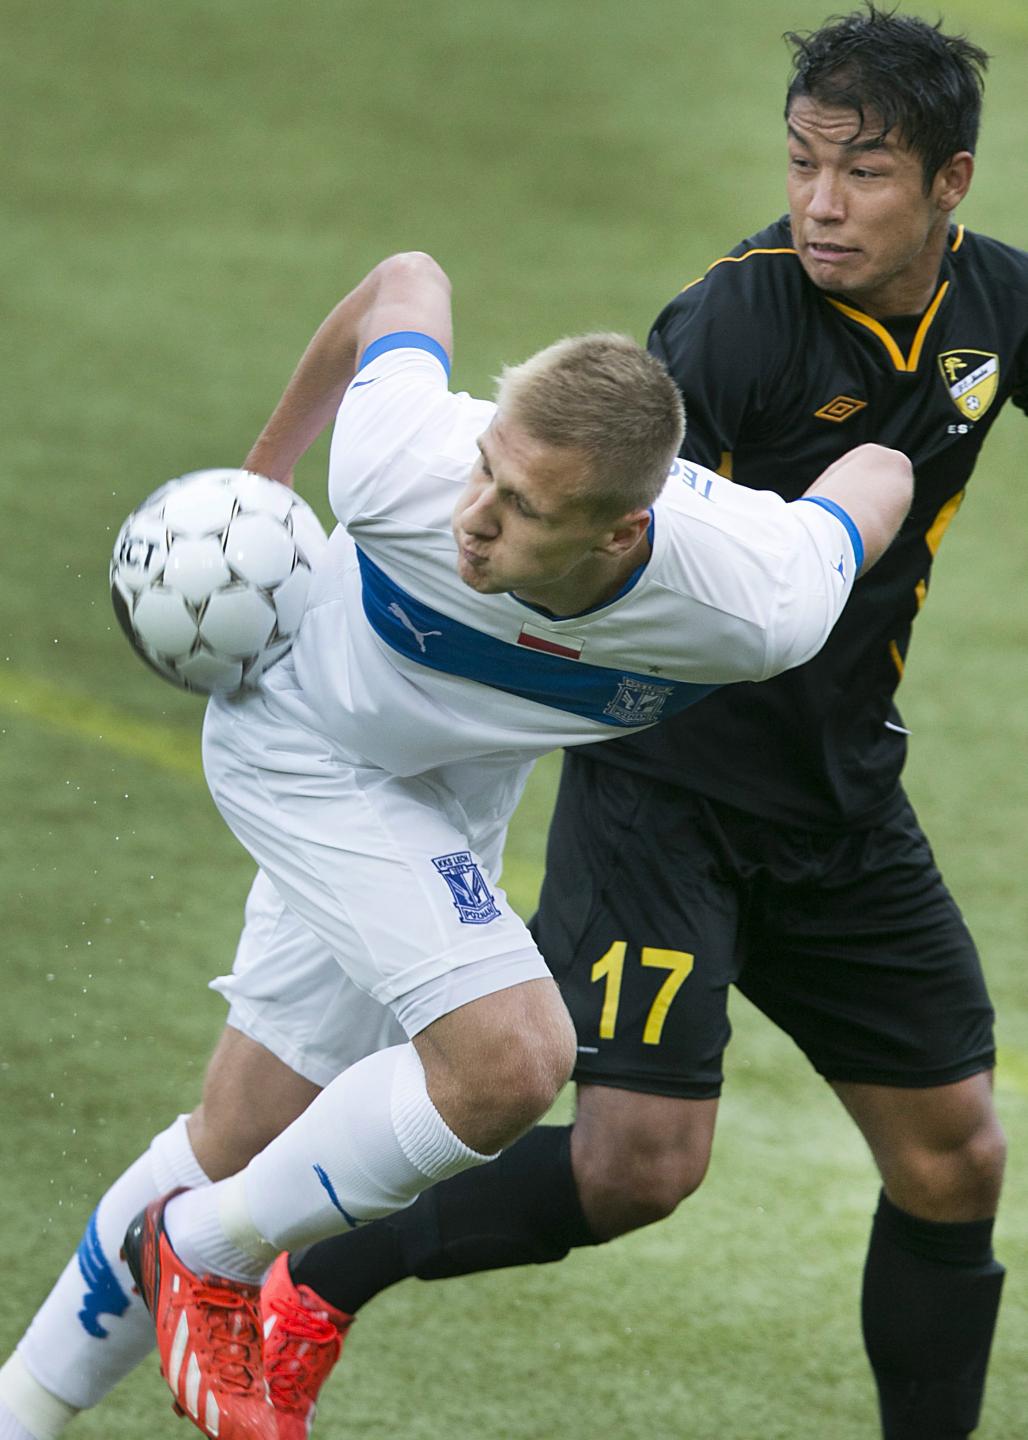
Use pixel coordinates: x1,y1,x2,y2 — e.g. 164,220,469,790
277,9,1028,1439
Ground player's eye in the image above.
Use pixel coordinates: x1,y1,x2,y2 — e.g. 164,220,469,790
509,491,536,518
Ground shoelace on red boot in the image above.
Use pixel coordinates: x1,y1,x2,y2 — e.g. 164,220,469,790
185,1285,263,1395
264,1294,349,1413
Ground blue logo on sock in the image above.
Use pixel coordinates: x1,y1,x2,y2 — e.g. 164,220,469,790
313,1164,361,1229
76,1210,130,1339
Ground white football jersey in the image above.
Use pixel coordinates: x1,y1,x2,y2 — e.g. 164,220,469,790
286,332,861,776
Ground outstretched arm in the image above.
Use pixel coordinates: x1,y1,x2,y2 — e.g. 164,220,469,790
803,443,914,575
242,251,452,486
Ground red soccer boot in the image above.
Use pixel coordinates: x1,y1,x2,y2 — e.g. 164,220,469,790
260,1252,354,1438
123,1193,275,1439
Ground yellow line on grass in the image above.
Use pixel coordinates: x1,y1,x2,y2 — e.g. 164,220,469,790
0,669,202,779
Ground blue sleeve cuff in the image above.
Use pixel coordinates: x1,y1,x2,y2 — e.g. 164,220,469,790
357,330,451,379
795,495,865,573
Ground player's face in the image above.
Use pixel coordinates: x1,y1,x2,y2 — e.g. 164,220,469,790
452,416,610,604
786,96,969,318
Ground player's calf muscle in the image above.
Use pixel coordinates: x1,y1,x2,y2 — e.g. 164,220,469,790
186,1027,321,1179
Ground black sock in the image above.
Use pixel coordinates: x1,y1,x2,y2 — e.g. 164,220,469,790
862,1190,1005,1440
289,1124,598,1314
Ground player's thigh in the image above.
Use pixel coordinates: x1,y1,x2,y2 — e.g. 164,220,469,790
533,751,743,1099
739,795,996,1088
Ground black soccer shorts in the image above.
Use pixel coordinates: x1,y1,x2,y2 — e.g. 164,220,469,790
531,749,996,1098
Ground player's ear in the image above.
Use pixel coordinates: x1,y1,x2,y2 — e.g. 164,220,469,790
599,508,651,557
933,151,973,214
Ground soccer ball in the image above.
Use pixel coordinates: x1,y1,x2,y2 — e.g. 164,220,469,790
110,468,328,694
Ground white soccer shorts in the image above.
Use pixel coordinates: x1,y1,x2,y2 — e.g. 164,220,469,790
202,687,550,1041
210,869,406,1087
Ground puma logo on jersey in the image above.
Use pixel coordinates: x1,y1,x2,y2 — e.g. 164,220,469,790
388,602,442,652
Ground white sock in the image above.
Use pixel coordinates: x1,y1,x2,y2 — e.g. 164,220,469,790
5,1116,208,1423
165,1045,495,1283
0,1357,74,1440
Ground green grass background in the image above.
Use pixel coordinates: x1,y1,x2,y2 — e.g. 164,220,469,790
1,1,1025,1436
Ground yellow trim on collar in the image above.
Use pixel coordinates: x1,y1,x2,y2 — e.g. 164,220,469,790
826,282,949,372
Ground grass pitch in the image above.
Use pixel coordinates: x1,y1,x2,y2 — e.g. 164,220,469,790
1,1,1026,1436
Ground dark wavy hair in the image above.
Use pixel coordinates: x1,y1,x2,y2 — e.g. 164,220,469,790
784,4,989,189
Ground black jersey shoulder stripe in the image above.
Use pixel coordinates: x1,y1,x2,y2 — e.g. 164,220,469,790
679,246,798,293
826,282,950,373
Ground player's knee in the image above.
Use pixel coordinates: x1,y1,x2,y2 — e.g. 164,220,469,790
484,1019,576,1135
576,1138,710,1237
948,1113,1007,1211
891,1113,1006,1220
420,980,576,1151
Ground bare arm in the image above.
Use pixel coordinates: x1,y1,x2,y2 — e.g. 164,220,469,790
242,251,453,486
803,443,913,575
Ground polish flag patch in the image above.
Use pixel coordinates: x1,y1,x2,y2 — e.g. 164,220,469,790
516,623,585,660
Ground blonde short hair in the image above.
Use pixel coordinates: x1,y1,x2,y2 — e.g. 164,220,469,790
495,333,685,516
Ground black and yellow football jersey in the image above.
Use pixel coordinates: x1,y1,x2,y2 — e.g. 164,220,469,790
595,216,1028,827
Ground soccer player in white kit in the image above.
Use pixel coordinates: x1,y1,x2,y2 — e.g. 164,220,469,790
11,248,914,1440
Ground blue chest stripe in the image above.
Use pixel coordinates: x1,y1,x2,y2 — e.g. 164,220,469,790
356,547,719,727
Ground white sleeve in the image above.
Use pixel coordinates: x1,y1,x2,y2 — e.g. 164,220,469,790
759,495,862,678
657,464,864,684
326,333,456,527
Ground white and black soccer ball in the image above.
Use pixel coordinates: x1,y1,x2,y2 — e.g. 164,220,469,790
110,468,328,694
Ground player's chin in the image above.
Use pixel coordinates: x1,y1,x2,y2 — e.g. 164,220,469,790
457,558,498,592
800,250,867,294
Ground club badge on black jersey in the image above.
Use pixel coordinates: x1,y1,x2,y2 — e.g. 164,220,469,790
937,349,1000,421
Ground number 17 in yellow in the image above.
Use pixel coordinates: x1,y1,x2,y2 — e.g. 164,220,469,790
591,942,695,1045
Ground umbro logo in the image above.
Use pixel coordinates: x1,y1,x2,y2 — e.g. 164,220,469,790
814,395,867,423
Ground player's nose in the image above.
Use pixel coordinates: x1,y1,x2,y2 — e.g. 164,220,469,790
807,170,846,221
463,488,501,536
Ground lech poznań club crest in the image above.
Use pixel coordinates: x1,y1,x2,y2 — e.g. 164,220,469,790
432,851,501,924
603,676,673,726
937,350,999,421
